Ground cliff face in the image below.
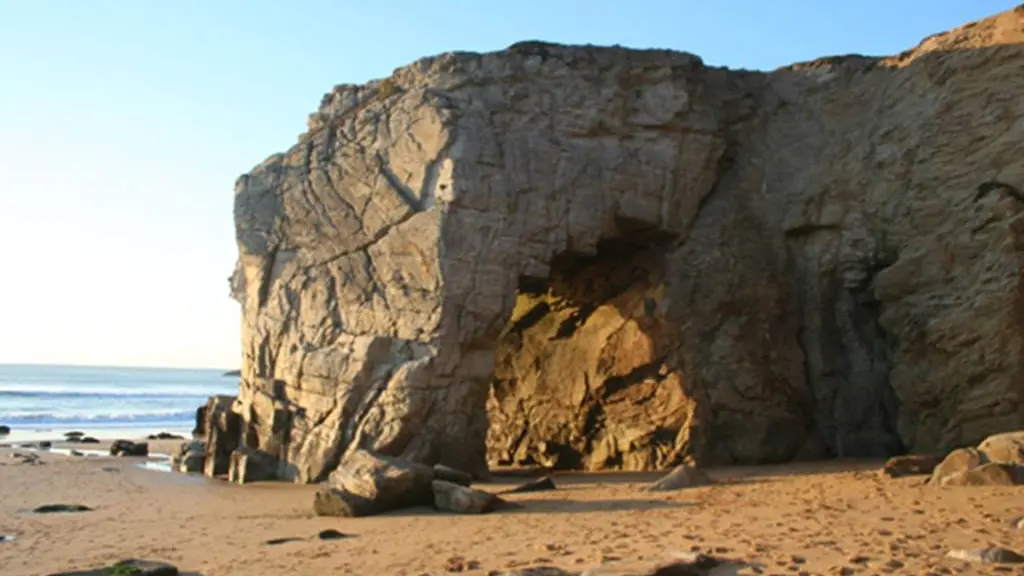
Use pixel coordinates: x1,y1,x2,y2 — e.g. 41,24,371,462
229,6,1024,482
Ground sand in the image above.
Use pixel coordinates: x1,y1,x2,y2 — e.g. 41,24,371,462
1,443,1022,576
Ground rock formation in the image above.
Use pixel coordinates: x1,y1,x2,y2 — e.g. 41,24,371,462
225,5,1024,482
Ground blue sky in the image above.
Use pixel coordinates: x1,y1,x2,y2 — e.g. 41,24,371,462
0,0,1016,369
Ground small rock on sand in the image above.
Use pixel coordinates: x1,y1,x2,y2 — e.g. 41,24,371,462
0,425,10,435
946,546,1024,564
317,528,352,540
646,465,714,491
47,558,179,576
32,504,93,514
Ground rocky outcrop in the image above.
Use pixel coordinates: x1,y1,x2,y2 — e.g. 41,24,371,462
229,6,1024,480
197,395,242,478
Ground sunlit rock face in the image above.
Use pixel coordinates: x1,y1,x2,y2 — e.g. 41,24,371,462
228,7,1024,482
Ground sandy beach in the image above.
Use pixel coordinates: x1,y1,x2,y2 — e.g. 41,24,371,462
1,441,1021,576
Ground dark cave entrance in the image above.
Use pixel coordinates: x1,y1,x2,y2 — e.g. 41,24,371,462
484,229,695,472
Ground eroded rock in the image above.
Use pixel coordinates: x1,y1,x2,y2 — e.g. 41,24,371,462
977,431,1024,464
226,7,1024,479
228,446,279,483
432,479,504,514
930,447,986,484
197,395,241,477
313,449,433,517
939,462,1024,486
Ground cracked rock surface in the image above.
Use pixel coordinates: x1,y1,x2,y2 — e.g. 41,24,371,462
231,6,1024,481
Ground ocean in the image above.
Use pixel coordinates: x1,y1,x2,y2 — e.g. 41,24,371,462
0,364,239,443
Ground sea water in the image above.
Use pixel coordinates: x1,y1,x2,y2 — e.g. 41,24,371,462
0,364,238,443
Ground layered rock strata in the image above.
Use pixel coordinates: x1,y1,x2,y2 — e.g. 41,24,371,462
226,6,1024,481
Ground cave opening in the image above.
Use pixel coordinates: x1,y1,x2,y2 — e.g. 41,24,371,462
484,225,697,472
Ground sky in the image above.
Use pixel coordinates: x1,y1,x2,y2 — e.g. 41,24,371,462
0,0,1017,370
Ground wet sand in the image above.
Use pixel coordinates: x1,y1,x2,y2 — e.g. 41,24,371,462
0,445,1022,575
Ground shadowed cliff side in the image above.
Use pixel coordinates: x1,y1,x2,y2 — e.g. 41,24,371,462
223,5,1024,482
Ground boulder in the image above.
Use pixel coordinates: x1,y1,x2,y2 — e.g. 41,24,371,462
312,449,434,517
228,446,279,483
63,431,84,439
646,465,714,491
229,7,1024,479
977,431,1024,465
79,436,99,444
46,559,179,576
171,440,206,473
0,425,9,435
431,479,504,514
930,447,986,484
938,463,1024,486
109,440,149,457
433,464,473,487
881,454,941,478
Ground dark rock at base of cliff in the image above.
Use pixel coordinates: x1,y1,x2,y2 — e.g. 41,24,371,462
47,559,180,576
315,448,436,516
110,440,149,457
313,449,434,517
228,446,278,483
881,454,941,478
196,396,241,478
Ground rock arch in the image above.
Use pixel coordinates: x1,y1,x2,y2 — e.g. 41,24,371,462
225,17,1024,483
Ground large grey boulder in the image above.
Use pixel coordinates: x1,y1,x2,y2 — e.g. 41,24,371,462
313,449,434,517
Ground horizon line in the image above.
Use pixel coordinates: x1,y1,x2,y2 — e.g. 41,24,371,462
0,361,238,372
